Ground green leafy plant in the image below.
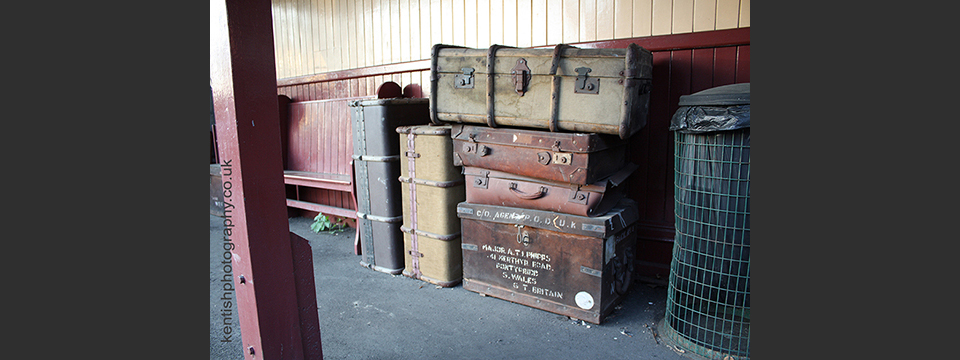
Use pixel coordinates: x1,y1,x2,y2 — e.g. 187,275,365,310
310,213,346,235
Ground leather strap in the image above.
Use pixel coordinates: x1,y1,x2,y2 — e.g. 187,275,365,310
548,44,575,132
406,131,421,277
487,44,515,128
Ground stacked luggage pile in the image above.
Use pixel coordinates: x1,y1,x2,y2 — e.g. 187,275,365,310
349,43,653,325
430,43,654,324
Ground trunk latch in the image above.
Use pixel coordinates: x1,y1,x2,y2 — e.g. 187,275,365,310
472,169,490,189
455,68,475,89
574,67,599,94
511,58,531,96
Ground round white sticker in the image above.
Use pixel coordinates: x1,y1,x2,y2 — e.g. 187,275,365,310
575,291,595,310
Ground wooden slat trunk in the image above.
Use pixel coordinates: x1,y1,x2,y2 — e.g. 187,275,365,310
432,44,652,139
397,125,466,286
457,199,639,324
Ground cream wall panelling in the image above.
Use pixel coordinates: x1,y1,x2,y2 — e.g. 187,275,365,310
271,0,750,79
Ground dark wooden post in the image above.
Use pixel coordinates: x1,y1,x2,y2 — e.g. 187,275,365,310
210,0,321,359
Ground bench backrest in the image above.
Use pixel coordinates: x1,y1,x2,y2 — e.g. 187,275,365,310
284,96,374,175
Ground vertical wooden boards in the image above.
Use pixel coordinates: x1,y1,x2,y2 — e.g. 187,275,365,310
652,0,672,35
546,0,563,45
673,0,694,34
270,0,749,78
739,0,750,27
503,0,518,45
693,0,717,32
615,0,633,39
517,0,532,48
716,0,739,29
562,0,579,43
633,0,652,37
531,0,547,47
736,45,750,83
596,0,615,41
477,0,491,48
490,0,504,45
580,0,596,42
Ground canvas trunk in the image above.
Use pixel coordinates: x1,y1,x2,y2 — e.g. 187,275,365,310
430,43,653,139
351,98,430,274
457,199,639,324
397,125,466,286
462,162,637,217
450,124,628,185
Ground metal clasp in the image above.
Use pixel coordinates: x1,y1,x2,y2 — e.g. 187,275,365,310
455,68,475,89
511,58,531,96
472,170,490,189
463,142,489,157
516,224,531,246
574,67,599,94
568,186,589,205
552,152,572,165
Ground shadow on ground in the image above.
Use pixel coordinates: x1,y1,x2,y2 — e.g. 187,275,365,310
211,215,693,360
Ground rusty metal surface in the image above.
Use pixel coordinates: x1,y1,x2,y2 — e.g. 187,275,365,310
458,199,639,324
451,124,628,185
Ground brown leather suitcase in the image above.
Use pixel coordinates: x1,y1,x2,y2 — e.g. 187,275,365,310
397,125,466,286
451,124,628,186
430,43,653,139
457,198,639,324
462,163,637,217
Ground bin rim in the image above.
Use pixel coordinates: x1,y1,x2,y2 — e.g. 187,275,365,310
679,83,749,106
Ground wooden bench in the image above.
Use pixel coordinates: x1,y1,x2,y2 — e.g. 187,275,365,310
282,168,358,221
280,95,374,254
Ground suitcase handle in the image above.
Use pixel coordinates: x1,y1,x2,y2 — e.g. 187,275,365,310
508,182,547,200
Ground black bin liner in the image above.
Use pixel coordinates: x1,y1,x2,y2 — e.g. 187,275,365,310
669,82,750,133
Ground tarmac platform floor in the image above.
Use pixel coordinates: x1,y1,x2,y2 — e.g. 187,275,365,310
210,214,699,360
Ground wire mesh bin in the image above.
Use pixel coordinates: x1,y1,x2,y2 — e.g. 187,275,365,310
663,83,750,359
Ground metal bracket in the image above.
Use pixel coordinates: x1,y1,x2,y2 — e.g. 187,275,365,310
463,142,489,157
574,67,599,94
537,151,552,165
552,152,572,165
455,67,475,89
511,58,531,96
472,170,490,189
580,265,602,278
